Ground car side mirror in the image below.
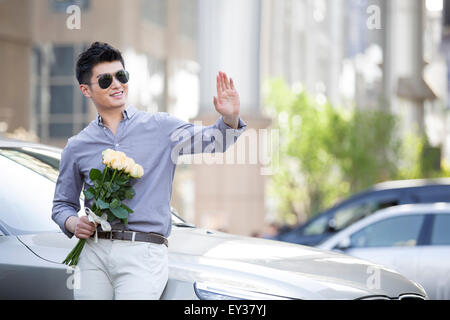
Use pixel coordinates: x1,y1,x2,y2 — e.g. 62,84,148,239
335,237,351,251
326,218,337,232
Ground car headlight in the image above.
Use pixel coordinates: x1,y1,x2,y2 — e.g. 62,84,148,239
194,282,294,300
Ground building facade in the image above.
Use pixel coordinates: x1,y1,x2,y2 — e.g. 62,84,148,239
0,0,198,146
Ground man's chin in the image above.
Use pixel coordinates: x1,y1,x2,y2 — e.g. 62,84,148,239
96,102,127,112
108,98,127,109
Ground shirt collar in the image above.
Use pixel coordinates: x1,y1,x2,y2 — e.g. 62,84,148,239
96,105,137,126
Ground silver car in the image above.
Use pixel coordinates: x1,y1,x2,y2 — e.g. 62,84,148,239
318,203,450,300
0,139,427,300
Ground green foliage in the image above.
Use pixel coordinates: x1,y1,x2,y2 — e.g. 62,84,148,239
83,166,136,224
264,78,448,224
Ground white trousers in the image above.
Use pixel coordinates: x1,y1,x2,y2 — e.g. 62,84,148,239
74,237,168,300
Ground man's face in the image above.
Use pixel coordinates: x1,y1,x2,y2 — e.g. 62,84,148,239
80,60,128,111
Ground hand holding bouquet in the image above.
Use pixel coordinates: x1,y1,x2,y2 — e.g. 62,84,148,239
63,149,144,266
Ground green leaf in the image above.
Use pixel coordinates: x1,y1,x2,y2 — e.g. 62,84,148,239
94,180,101,189
110,182,120,192
89,169,102,181
83,187,95,200
110,205,128,219
121,203,134,213
96,198,109,210
116,174,129,185
125,188,136,200
110,198,121,209
106,211,116,222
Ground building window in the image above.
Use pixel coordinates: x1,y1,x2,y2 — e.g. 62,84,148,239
31,44,91,143
179,0,198,41
147,55,167,112
140,0,168,27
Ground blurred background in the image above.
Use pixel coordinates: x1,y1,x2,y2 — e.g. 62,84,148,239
0,0,449,237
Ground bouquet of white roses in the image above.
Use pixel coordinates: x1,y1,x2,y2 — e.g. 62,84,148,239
63,149,144,266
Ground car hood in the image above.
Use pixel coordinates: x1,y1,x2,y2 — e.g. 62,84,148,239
17,228,426,300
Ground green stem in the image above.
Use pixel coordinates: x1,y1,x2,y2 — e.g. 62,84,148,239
110,169,117,182
100,168,117,199
95,167,109,199
101,166,108,183
63,238,86,266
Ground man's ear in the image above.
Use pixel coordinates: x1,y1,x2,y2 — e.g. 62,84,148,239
80,84,92,98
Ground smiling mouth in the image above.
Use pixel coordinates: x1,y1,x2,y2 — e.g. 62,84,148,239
110,91,124,98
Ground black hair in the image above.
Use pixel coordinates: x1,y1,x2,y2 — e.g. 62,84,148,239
76,42,125,85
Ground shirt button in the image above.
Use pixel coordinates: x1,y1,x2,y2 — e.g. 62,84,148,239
115,143,119,147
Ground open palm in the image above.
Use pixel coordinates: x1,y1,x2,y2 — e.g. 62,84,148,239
213,71,240,119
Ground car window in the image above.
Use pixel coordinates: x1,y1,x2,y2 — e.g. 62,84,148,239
349,215,425,248
19,146,61,170
431,214,450,245
0,147,60,182
0,155,60,234
333,197,399,231
0,146,190,233
303,215,329,236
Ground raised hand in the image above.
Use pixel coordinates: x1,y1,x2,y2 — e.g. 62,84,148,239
213,71,240,129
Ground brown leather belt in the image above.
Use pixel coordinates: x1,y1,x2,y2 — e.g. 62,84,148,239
94,230,168,247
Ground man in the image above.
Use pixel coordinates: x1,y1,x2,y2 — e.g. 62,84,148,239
52,42,246,300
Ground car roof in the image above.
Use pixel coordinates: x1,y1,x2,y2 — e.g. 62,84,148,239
374,202,450,216
0,137,62,153
317,177,450,215
370,178,450,190
330,177,450,208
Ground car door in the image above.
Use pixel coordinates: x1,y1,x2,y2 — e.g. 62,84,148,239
416,213,450,300
342,214,426,285
0,150,73,299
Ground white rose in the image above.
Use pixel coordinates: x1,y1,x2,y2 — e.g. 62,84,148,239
130,164,144,178
102,149,115,167
110,153,126,170
115,151,127,160
123,157,136,174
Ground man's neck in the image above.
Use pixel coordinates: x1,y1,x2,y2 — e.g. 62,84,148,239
98,105,126,133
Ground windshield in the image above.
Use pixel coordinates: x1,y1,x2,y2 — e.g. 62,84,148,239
0,146,191,235
0,151,61,234
0,147,60,183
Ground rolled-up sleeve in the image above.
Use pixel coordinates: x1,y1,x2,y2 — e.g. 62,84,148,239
156,112,247,156
52,140,83,238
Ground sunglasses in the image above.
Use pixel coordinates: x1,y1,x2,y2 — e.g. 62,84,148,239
87,70,130,89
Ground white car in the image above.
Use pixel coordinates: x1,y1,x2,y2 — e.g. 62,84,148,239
318,203,450,300
0,139,428,300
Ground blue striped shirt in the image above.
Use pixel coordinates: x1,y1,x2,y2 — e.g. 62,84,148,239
52,105,246,238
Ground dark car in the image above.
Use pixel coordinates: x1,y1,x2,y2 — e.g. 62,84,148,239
275,178,450,246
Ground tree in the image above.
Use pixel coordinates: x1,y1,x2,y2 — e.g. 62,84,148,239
264,79,403,224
